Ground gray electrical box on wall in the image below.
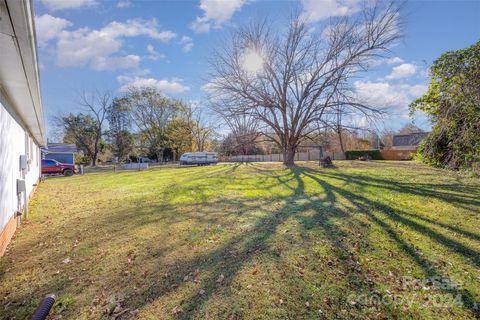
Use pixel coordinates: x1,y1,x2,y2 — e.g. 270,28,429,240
19,155,28,171
17,179,26,194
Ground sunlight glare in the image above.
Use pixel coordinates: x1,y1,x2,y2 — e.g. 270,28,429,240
240,49,264,75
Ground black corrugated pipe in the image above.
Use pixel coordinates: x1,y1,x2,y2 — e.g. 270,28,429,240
30,294,56,320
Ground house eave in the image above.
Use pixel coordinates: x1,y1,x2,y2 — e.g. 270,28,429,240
0,0,46,145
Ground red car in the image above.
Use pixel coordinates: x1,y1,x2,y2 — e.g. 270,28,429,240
41,159,76,176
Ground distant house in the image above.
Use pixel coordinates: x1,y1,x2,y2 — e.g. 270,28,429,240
392,132,429,151
42,143,77,164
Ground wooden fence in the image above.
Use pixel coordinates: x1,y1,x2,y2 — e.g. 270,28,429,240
380,149,415,160
221,150,346,162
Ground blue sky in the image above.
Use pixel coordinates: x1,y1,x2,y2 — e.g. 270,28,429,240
34,0,480,138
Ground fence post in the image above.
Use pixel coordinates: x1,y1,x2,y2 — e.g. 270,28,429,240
308,150,310,161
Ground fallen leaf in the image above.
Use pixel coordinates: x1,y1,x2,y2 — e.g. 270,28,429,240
62,257,71,264
130,309,139,316
172,306,182,315
216,274,224,283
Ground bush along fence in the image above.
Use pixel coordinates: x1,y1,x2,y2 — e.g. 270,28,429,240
345,150,384,160
221,150,346,162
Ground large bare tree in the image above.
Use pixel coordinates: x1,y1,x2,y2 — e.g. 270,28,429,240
78,90,110,166
207,1,401,164
56,90,110,166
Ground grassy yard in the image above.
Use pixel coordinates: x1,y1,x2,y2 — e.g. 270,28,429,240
1,161,479,319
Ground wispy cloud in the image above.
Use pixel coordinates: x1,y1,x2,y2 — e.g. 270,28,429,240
354,80,427,116
117,75,190,94
180,36,194,52
190,0,251,33
39,0,97,11
116,0,132,8
300,0,361,23
91,55,141,71
146,44,166,60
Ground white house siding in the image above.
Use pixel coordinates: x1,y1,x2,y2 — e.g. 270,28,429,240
0,97,41,255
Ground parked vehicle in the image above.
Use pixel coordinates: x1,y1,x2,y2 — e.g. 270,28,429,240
41,159,76,176
180,152,218,165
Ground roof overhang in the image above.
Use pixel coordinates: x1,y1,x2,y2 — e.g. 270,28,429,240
0,0,46,145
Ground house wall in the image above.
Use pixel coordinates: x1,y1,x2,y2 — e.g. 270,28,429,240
0,97,41,256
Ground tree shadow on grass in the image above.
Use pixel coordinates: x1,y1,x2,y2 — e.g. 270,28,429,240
298,167,480,317
317,169,480,212
2,163,479,319
312,168,480,254
118,168,409,319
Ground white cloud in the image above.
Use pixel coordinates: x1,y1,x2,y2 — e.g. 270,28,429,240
35,14,72,47
201,81,215,94
300,0,361,23
99,19,177,42
116,0,132,8
91,55,141,71
180,36,193,52
354,80,427,116
39,0,97,11
385,63,417,80
368,56,404,67
388,57,404,64
117,75,190,94
146,44,165,60
55,19,176,69
190,0,250,33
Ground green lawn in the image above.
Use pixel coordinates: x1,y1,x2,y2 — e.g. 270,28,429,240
1,161,479,319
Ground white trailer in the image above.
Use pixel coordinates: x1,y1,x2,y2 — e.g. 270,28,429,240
179,152,218,165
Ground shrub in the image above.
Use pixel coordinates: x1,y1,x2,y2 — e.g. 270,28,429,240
410,41,480,170
345,150,383,160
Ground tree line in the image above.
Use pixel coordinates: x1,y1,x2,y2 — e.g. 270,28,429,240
56,1,404,166
56,1,477,169
56,87,215,166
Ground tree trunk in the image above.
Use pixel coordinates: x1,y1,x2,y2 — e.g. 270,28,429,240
283,146,296,165
91,153,97,167
337,128,345,154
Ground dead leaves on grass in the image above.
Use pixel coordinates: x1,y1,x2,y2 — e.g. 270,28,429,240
216,274,225,283
92,292,139,319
